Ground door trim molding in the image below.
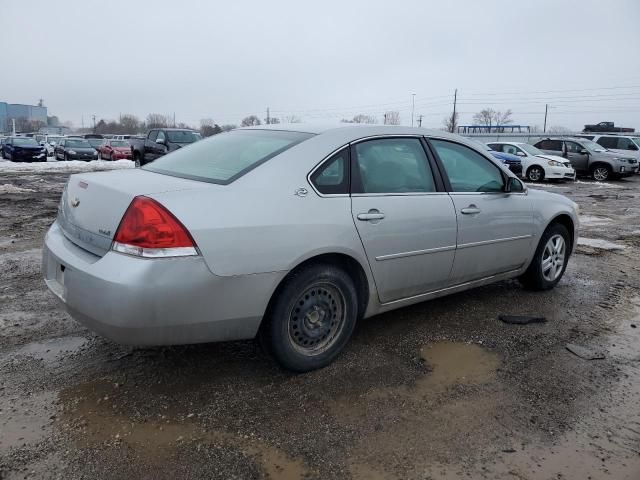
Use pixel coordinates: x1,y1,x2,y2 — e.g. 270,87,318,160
375,244,456,261
457,234,532,250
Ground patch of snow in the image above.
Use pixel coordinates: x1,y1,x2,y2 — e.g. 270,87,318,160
524,183,566,189
577,237,625,251
0,184,36,194
579,215,612,227
631,230,640,236
0,159,134,173
574,180,623,189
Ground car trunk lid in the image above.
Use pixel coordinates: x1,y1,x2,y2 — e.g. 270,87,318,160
58,169,210,256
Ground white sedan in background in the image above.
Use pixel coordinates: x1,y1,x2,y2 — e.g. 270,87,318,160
487,142,576,182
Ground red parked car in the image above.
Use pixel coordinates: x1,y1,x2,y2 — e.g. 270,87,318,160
97,140,132,160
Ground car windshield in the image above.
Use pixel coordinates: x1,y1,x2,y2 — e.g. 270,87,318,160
14,138,39,146
66,139,91,148
518,144,544,156
580,139,607,152
110,140,129,147
87,139,104,147
144,129,313,184
47,137,62,144
166,130,200,143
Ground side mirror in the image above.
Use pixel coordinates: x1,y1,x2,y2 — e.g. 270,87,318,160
156,137,165,145
505,177,525,193
580,149,589,155
516,151,526,157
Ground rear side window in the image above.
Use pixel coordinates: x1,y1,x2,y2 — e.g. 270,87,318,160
536,139,563,151
565,141,583,153
430,139,504,193
352,138,436,194
596,136,617,149
310,148,349,195
144,129,313,184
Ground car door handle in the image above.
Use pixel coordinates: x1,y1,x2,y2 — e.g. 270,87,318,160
357,211,385,221
460,205,481,215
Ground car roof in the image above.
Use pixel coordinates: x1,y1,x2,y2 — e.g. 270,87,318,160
240,123,463,140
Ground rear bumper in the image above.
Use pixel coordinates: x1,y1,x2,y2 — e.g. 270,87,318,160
42,221,284,345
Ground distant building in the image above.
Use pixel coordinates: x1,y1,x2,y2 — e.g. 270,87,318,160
0,102,48,133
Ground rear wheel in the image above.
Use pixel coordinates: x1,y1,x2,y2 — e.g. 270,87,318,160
133,153,142,167
591,164,611,181
262,264,358,372
526,165,545,182
519,223,570,290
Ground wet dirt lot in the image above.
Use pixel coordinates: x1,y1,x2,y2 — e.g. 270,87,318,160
1,170,639,479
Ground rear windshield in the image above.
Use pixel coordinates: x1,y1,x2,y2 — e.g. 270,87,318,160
143,129,313,184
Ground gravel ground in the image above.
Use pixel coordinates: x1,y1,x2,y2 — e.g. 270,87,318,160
0,167,639,479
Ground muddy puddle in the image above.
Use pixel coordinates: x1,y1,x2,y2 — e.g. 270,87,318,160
0,390,57,453
58,380,311,479
1,336,88,366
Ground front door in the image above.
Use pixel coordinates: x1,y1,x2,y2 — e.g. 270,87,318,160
429,138,533,284
350,137,457,303
564,141,589,172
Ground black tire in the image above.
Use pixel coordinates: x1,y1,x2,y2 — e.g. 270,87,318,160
133,153,142,167
591,164,611,182
262,264,358,372
519,223,571,291
526,165,545,182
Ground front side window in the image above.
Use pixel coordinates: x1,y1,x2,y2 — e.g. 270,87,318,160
565,141,583,153
352,138,436,194
166,130,199,143
156,131,166,142
501,144,521,156
310,148,349,195
430,139,504,193
148,130,158,142
144,129,313,184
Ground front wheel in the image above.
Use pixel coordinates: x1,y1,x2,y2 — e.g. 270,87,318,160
526,165,545,182
262,264,358,372
519,223,570,290
591,164,611,182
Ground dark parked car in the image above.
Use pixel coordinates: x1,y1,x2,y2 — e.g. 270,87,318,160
583,122,634,133
86,137,106,151
97,140,132,160
1,137,47,162
54,138,99,161
130,128,200,166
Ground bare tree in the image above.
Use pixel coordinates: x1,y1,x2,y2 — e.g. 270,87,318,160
264,117,280,125
241,115,261,127
443,112,460,133
473,108,512,128
342,114,377,124
383,111,401,125
282,115,302,123
200,118,222,137
548,125,571,134
146,113,169,129
119,114,141,134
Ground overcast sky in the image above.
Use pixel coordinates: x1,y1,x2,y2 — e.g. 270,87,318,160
2,0,639,130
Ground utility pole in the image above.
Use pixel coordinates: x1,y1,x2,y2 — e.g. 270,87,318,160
173,112,176,127
417,115,423,127
92,115,96,133
266,107,270,125
81,115,84,130
411,93,416,127
543,104,549,133
12,118,16,136
451,88,458,133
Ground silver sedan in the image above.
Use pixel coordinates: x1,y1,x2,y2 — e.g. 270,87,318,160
43,125,579,371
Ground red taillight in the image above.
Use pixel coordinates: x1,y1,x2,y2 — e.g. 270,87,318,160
112,196,197,257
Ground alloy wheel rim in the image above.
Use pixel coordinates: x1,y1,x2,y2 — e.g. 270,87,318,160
529,168,542,181
541,234,566,282
288,282,346,355
593,168,608,181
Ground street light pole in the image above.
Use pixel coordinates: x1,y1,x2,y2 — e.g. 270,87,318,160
411,93,416,127
543,104,549,133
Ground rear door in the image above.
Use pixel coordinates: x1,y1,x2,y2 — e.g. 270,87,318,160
350,137,457,303
428,138,533,284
